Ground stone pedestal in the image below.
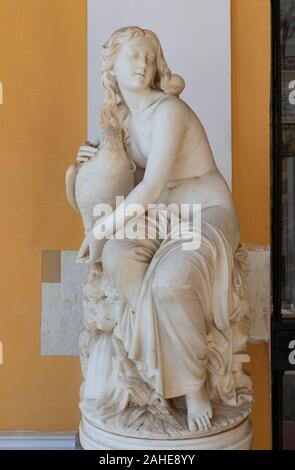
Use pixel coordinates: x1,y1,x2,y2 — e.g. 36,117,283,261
79,416,253,450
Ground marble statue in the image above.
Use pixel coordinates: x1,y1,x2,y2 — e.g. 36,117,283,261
66,26,253,450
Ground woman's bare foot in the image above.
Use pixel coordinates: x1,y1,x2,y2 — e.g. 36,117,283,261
185,386,213,432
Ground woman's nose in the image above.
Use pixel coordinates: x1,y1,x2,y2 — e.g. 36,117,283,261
137,55,148,68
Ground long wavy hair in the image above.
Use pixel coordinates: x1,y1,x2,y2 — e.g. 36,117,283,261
100,26,185,146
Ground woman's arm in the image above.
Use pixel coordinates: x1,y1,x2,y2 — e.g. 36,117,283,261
93,99,188,239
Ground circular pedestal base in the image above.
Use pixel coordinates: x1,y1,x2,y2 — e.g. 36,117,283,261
79,415,253,450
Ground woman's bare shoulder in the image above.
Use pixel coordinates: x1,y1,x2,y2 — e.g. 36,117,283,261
153,96,208,141
153,94,189,122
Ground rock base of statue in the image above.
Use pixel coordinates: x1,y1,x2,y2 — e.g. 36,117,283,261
79,394,253,450
79,415,253,450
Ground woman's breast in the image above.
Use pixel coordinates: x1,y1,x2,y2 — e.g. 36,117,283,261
127,138,147,168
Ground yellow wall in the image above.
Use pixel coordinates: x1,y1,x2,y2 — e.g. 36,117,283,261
0,0,86,430
232,0,270,246
0,0,271,449
232,0,271,449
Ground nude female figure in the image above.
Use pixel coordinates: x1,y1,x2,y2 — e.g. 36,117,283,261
78,26,240,433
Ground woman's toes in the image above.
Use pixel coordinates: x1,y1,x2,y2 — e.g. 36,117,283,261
200,416,208,431
188,418,198,432
196,418,203,431
206,411,212,425
188,412,213,433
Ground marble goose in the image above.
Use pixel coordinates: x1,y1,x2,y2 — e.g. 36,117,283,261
65,124,135,262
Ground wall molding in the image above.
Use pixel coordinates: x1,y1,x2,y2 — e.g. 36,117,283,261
0,432,76,450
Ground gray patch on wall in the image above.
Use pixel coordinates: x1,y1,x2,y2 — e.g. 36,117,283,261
41,250,89,356
247,248,270,342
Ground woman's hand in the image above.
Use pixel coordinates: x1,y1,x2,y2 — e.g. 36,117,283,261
77,228,105,264
76,140,100,163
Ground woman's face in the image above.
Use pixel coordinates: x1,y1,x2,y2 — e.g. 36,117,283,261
113,36,157,93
